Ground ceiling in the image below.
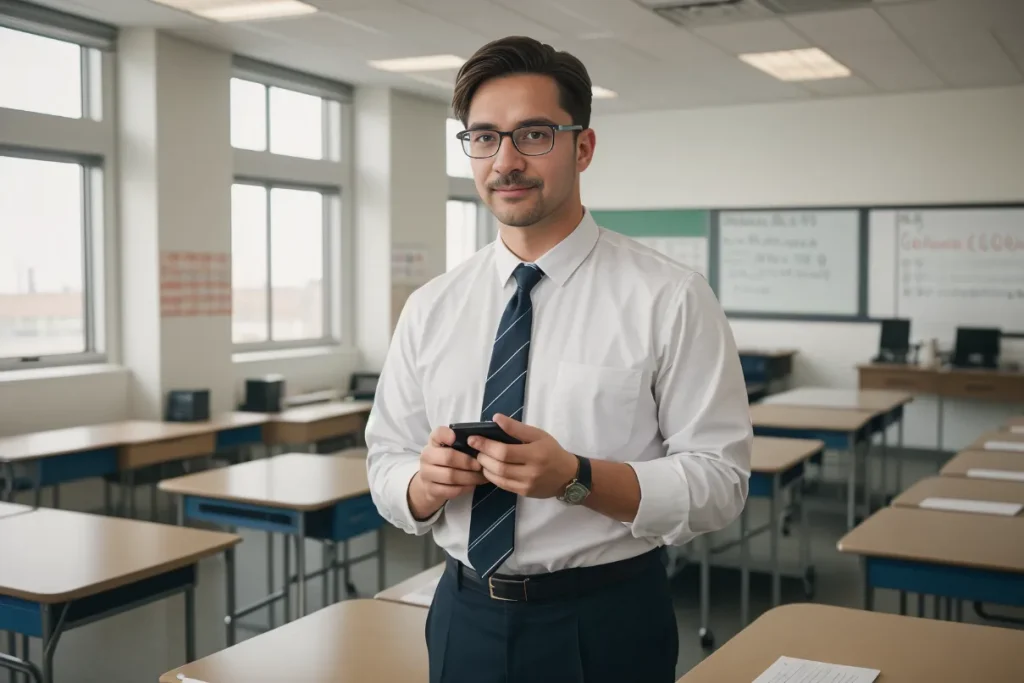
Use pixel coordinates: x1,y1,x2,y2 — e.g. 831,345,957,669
27,0,1024,114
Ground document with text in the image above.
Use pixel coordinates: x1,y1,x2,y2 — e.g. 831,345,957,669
752,656,880,683
918,497,1023,516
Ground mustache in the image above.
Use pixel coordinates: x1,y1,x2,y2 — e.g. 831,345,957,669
488,172,542,191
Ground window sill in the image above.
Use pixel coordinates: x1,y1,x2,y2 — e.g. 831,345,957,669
232,344,358,364
0,363,126,384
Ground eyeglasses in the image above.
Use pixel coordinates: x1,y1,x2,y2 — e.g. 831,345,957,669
456,124,583,159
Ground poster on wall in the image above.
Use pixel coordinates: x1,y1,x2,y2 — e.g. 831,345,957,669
160,250,232,318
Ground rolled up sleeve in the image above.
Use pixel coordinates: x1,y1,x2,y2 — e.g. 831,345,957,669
624,273,752,546
365,290,442,536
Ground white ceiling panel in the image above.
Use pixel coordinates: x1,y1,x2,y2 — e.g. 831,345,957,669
400,0,563,44
903,29,1022,88
693,18,812,54
798,74,876,96
548,0,680,35
31,0,203,26
333,3,489,55
786,7,899,46
493,0,607,38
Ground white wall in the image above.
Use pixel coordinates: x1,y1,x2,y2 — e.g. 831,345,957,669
584,85,1024,452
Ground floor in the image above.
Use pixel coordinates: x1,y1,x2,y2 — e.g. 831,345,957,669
0,452,1013,683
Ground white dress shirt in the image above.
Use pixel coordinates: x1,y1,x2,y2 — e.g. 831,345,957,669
365,210,752,576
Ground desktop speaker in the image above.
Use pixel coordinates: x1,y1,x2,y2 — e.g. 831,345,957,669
165,389,210,422
243,375,285,413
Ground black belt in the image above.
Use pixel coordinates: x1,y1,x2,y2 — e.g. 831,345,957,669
446,548,662,603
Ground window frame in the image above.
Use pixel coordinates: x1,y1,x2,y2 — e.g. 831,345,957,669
0,11,115,372
230,59,353,354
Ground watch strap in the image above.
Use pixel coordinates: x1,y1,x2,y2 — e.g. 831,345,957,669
574,455,592,491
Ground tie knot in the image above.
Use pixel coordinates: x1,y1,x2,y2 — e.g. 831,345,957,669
513,263,544,293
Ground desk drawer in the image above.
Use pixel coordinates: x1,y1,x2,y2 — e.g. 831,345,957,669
331,494,384,541
858,367,938,393
119,433,216,469
940,373,1024,402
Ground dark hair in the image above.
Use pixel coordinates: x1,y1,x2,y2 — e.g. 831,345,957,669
452,36,592,129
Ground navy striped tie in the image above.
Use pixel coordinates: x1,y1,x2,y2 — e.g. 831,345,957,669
467,263,544,579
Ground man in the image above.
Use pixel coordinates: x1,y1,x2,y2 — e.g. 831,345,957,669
366,36,751,683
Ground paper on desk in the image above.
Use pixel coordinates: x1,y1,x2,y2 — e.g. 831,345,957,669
399,576,441,607
966,468,1024,483
751,656,879,683
983,440,1024,452
918,497,1023,516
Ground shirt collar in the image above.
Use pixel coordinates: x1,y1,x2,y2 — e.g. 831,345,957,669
493,209,600,288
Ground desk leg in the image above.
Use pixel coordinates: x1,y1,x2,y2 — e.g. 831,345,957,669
184,587,195,662
899,591,907,616
846,436,857,530
740,504,750,627
861,560,873,611
896,419,905,493
917,594,925,618
2,462,15,501
878,427,888,505
20,634,30,683
296,519,308,618
770,474,780,608
282,535,291,623
321,543,330,607
332,542,341,604
860,438,871,520
344,541,353,597
225,546,236,647
52,485,60,509
798,475,810,590
377,527,387,593
266,533,276,628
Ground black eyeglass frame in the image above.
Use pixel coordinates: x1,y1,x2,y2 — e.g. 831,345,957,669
456,124,584,158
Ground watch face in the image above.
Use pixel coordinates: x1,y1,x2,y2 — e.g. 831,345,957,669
564,482,589,505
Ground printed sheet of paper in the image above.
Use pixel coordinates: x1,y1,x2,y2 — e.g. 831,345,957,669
918,497,1023,516
966,468,1024,482
751,656,880,683
399,576,441,607
983,440,1024,452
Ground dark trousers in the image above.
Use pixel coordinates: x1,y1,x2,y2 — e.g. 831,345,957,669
425,553,679,683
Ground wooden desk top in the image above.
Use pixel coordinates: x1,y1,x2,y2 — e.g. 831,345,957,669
761,387,913,412
676,603,1024,682
160,599,427,683
750,404,876,433
374,563,444,606
970,430,1024,451
751,436,824,474
271,401,373,425
1004,415,1024,432
158,452,371,510
0,508,239,603
0,414,264,464
739,348,797,359
837,507,1024,573
858,363,1024,379
942,450,1024,476
892,475,1024,507
0,501,31,520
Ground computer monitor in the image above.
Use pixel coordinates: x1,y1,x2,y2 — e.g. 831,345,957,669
952,327,1001,369
876,318,911,362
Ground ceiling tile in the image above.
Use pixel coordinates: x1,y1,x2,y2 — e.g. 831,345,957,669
400,0,563,44
903,29,1022,87
693,19,812,55
547,0,680,35
333,3,490,55
798,74,876,97
786,7,897,46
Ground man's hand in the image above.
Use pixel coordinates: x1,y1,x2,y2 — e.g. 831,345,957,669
407,425,488,520
469,413,579,498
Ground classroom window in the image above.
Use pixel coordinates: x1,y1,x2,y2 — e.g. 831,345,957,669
231,77,338,160
0,154,98,362
231,182,334,347
446,118,473,179
0,26,84,119
447,199,480,271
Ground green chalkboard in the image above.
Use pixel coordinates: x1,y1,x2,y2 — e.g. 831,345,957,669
589,209,709,238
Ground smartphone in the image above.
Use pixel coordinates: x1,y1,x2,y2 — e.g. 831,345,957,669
449,421,522,457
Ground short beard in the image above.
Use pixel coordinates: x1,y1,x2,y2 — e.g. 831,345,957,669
488,171,546,227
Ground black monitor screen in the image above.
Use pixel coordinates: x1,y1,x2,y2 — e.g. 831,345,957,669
953,327,1001,368
879,319,911,353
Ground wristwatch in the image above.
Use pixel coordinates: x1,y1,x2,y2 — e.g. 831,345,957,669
558,455,592,505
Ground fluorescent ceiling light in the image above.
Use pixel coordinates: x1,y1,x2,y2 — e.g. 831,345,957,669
152,0,317,22
739,48,850,82
592,85,617,99
369,54,465,73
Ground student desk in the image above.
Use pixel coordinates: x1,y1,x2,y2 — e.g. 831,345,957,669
738,348,796,391
263,401,372,450
891,475,1024,508
676,603,1024,682
941,449,1024,480
969,429,1024,451
158,451,385,638
0,508,238,683
858,363,1024,452
160,599,427,683
837,507,1024,622
697,436,823,649
374,563,444,608
749,404,876,529
0,415,268,514
1004,415,1024,432
762,387,913,497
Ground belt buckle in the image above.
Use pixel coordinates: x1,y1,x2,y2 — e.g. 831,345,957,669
488,576,528,602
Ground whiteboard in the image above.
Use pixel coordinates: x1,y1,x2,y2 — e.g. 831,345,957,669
634,236,708,277
717,210,860,315
871,207,1024,333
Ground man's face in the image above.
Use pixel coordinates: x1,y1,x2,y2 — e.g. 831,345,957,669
465,73,591,228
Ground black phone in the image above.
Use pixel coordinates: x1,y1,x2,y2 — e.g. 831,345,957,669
449,421,522,457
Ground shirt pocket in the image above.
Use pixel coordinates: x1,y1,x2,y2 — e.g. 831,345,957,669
549,360,644,459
